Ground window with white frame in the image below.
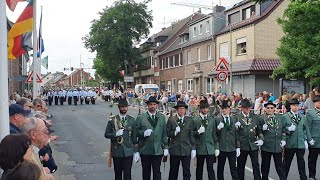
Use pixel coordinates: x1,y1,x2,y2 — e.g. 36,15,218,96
154,58,157,67
178,80,183,93
167,81,172,92
187,79,193,92
172,56,176,67
197,48,201,62
179,54,182,66
207,45,212,60
206,20,210,33
219,42,229,58
206,77,214,93
236,37,247,55
199,24,203,35
193,26,197,37
187,51,191,64
161,58,164,69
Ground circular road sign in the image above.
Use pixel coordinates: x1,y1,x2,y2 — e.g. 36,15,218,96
218,72,228,82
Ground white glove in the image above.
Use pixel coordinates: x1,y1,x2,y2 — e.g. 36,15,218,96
217,122,224,130
281,140,286,147
288,124,296,132
163,149,169,156
305,141,308,149
116,129,124,137
134,152,140,163
255,140,264,146
235,122,241,128
263,124,268,131
309,139,315,146
215,150,220,156
198,126,205,134
191,150,196,159
144,129,153,137
236,148,241,157
175,126,181,136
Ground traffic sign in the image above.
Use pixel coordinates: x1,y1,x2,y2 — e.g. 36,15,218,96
215,57,229,71
217,71,228,82
25,71,42,83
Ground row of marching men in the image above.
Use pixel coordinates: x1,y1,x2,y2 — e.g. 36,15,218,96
47,88,97,106
104,95,320,180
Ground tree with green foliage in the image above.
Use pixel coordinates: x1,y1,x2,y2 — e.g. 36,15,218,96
83,0,153,82
273,0,320,85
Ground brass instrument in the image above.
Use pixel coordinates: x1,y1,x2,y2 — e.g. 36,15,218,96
114,116,125,144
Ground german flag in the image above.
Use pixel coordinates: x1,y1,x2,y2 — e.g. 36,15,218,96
6,0,27,11
8,0,33,60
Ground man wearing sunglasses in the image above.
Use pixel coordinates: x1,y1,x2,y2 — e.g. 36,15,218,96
260,101,287,180
9,104,31,134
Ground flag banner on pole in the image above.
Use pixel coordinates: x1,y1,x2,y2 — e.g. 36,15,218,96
37,7,44,57
6,0,27,11
41,56,48,70
8,0,33,60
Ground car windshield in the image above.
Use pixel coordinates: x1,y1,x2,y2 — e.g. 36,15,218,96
144,88,158,93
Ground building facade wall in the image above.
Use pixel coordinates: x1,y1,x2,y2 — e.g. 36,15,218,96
254,0,289,59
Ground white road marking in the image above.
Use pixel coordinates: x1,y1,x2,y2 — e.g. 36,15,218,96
245,166,275,180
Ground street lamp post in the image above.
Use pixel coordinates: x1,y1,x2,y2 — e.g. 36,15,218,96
212,15,233,94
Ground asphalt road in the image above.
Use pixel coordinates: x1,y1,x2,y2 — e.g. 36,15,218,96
49,99,320,180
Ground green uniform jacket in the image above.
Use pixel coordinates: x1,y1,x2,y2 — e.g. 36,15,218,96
193,115,219,155
283,112,312,149
104,114,137,157
306,109,320,148
135,112,168,155
260,114,286,153
215,115,240,152
166,115,196,156
235,113,264,151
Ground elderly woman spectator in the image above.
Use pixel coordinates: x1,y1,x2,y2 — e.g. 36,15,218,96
0,134,34,179
304,90,315,111
3,161,41,180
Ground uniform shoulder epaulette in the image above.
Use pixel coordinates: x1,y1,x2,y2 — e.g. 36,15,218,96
127,114,134,119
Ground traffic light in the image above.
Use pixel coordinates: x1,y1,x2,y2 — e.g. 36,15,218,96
63,68,66,71
71,67,74,71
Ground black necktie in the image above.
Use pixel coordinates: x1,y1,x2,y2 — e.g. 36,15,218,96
152,115,155,121
225,117,229,126
122,117,125,123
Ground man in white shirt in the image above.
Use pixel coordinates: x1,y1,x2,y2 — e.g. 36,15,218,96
73,89,80,106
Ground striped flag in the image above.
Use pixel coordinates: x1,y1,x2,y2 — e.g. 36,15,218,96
8,0,33,60
6,0,27,11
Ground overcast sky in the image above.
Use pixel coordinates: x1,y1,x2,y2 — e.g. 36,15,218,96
7,0,240,76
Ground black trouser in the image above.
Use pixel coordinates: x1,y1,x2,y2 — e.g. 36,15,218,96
80,97,84,105
261,150,286,180
73,96,78,106
91,97,95,104
140,155,162,180
106,95,110,102
309,147,320,178
237,150,261,180
48,97,53,105
217,151,239,180
68,97,72,105
169,155,191,180
284,148,307,180
196,155,216,180
54,96,59,105
59,97,64,105
113,156,133,180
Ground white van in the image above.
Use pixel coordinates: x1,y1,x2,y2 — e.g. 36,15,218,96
135,84,159,95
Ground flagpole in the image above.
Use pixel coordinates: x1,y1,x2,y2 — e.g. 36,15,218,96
0,0,10,140
32,0,38,99
38,6,42,96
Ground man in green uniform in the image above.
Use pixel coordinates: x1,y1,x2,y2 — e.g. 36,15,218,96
283,98,314,180
235,98,263,180
260,101,287,180
135,96,168,180
104,99,138,180
193,100,219,180
166,101,196,180
216,100,240,180
306,96,320,180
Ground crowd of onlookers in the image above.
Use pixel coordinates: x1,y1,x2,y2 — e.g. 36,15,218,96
1,92,59,180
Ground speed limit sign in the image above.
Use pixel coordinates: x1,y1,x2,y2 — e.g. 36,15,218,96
217,72,228,81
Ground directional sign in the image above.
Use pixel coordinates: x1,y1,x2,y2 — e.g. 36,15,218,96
25,71,42,83
217,71,228,82
216,57,229,71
